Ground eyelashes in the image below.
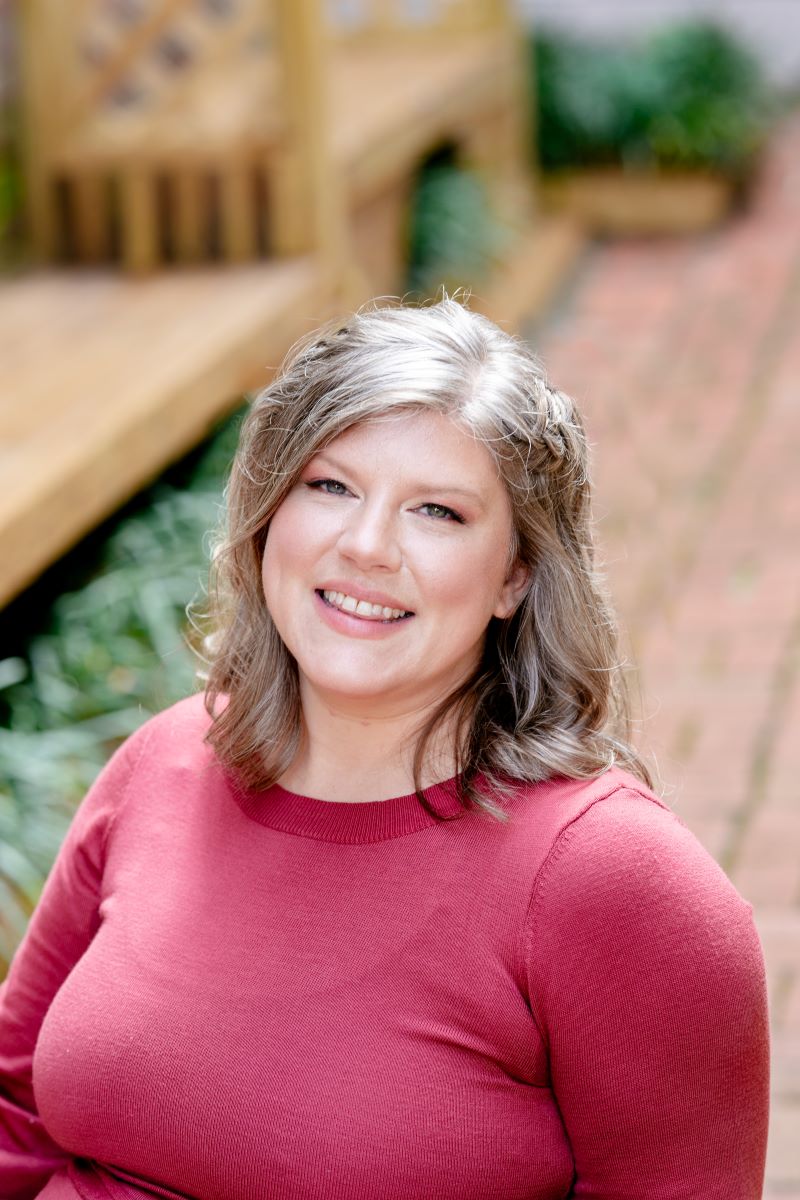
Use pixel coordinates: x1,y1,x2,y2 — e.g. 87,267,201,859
306,478,349,497
416,502,464,524
304,480,465,524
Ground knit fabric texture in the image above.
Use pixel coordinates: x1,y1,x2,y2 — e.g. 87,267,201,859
0,694,769,1199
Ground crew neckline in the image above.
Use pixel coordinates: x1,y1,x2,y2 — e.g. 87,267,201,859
227,773,469,843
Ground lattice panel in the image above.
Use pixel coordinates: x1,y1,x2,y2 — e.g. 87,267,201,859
70,0,274,123
23,0,285,268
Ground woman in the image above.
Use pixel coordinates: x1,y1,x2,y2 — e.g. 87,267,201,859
0,297,769,1198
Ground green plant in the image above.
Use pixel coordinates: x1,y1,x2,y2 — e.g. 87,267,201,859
642,23,771,170
0,408,244,972
0,91,28,270
0,155,21,241
532,20,772,174
405,146,514,297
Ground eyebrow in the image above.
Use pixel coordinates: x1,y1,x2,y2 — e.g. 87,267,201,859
309,452,487,508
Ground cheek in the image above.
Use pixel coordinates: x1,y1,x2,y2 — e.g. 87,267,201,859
260,510,298,610
425,537,510,619
262,500,311,576
260,523,279,588
261,518,306,650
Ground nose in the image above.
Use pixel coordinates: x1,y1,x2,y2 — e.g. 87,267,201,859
336,500,402,573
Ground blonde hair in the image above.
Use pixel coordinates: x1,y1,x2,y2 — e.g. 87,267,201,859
201,296,652,821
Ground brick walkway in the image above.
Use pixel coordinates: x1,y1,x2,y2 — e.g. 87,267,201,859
529,111,800,1196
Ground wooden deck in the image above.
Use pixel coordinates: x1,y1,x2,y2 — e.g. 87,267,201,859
0,257,337,608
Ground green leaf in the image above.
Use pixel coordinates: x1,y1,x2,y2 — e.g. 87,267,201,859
0,407,245,973
531,19,772,173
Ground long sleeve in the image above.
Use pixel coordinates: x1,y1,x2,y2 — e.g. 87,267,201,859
0,724,148,1200
525,788,770,1199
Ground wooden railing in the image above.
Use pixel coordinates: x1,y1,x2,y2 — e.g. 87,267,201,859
18,0,517,272
19,0,307,270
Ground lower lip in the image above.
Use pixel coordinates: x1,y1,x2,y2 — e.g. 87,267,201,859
313,591,414,639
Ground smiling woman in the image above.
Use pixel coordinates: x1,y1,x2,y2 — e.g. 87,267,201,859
259,410,530,800
204,297,649,814
0,297,769,1200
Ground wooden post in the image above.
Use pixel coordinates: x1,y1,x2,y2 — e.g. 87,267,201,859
373,0,396,36
220,164,258,262
173,173,207,262
71,175,112,262
18,0,69,259
267,142,309,257
271,0,350,284
120,171,159,273
459,0,536,231
485,0,513,28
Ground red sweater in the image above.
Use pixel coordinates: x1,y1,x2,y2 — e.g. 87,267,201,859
0,694,769,1199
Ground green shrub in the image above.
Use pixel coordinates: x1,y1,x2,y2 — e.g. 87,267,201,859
532,20,772,174
0,91,27,270
0,155,21,242
0,408,243,972
405,146,514,298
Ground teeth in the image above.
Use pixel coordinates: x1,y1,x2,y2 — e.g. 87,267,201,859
322,590,408,620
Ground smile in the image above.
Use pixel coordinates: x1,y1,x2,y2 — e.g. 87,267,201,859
318,590,412,622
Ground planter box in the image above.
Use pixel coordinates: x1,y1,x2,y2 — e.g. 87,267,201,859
540,168,737,236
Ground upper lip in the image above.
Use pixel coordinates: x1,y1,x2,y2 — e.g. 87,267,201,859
317,582,414,612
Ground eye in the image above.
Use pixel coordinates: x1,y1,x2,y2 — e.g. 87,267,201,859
306,478,350,496
418,502,465,524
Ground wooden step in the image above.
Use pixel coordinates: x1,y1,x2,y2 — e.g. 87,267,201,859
471,215,588,332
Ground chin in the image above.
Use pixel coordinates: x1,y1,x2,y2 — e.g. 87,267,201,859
314,677,400,702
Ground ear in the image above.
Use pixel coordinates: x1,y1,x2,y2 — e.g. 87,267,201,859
493,559,531,620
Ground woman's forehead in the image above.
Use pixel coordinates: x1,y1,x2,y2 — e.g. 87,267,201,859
318,409,495,463
308,412,510,508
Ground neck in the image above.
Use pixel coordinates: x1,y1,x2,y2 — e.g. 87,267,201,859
278,686,462,803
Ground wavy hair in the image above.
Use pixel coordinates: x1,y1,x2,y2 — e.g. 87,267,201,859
200,295,652,821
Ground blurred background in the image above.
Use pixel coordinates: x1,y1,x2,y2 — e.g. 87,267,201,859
0,0,798,1193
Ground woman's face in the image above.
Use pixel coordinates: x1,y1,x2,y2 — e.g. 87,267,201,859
261,410,529,719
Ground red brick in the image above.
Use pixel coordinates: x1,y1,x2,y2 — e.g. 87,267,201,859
535,114,800,1175
783,975,800,1036
765,1102,800,1191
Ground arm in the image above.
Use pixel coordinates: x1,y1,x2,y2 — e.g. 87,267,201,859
525,788,769,1199
0,724,149,1200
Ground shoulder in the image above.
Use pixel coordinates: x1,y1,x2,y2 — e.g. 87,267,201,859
132,689,215,742
50,695,215,869
510,767,747,932
533,771,738,915
77,694,233,861
501,767,760,981
84,693,221,823
500,767,679,887
118,691,216,768
518,771,764,1024
504,765,669,835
